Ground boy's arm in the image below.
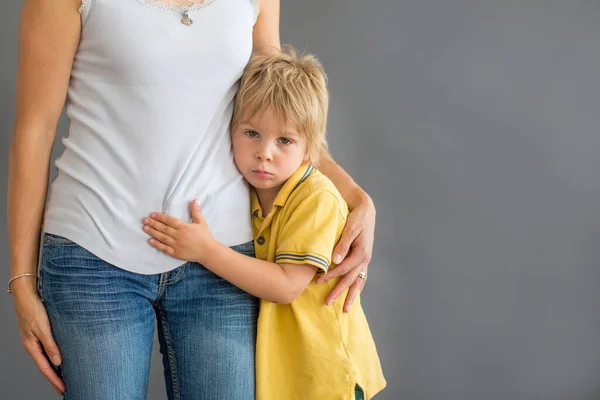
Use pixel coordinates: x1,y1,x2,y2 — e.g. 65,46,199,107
144,191,343,304
202,242,318,304
143,201,318,304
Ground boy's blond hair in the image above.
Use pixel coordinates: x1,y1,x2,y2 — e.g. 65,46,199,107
231,46,329,166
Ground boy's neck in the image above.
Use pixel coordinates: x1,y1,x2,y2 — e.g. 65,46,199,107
255,186,282,216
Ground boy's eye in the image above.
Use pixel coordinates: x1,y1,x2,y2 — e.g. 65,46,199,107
245,130,259,138
278,137,293,145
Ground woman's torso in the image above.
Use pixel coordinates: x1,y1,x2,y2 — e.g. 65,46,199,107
43,0,258,274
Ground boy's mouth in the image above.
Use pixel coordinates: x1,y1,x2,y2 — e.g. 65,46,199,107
252,169,274,179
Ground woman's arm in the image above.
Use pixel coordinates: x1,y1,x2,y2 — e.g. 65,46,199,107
252,0,281,54
7,0,82,394
315,152,377,312
251,0,377,312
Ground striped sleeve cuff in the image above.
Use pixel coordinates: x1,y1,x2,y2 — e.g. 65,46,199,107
275,252,330,273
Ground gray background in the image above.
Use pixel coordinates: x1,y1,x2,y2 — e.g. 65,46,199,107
2,0,600,399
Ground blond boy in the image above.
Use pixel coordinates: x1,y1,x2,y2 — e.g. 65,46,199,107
143,48,386,400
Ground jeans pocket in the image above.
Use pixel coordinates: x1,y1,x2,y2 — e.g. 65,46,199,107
43,233,78,247
230,240,255,258
42,235,99,268
40,243,126,324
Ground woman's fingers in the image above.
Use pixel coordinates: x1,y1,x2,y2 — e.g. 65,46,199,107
331,219,360,265
318,239,370,282
22,319,65,395
25,339,65,395
320,231,371,311
320,196,375,312
37,324,62,367
342,277,366,313
322,260,368,311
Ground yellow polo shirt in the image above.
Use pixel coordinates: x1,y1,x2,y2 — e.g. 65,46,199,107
252,164,386,400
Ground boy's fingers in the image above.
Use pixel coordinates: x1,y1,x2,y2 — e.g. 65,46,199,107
144,218,177,237
190,200,205,223
150,213,183,229
149,238,176,256
144,226,176,246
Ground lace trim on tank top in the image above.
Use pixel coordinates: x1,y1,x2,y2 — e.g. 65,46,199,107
136,0,217,12
79,0,259,24
78,0,217,14
79,0,90,15
251,0,259,24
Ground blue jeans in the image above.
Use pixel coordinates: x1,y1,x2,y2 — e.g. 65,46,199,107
38,233,258,400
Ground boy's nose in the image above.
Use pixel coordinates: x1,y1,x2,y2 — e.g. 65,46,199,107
256,147,273,162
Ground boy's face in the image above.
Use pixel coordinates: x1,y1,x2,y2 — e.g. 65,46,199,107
232,107,308,195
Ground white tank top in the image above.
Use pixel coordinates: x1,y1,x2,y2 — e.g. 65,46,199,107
43,0,259,274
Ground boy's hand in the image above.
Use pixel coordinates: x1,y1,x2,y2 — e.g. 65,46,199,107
143,200,214,264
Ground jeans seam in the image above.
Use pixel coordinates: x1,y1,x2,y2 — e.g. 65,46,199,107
163,265,186,285
159,308,180,400
157,273,167,300
37,260,43,302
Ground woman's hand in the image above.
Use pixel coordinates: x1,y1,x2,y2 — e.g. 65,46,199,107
8,0,80,393
11,280,65,395
317,191,376,312
143,200,215,264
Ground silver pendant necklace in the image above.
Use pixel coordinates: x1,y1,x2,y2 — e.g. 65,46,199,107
181,0,193,26
181,9,193,26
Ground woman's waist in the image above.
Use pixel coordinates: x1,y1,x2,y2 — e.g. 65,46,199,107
47,162,248,214
45,173,252,248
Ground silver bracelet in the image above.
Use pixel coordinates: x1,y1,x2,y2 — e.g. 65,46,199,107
7,273,36,294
